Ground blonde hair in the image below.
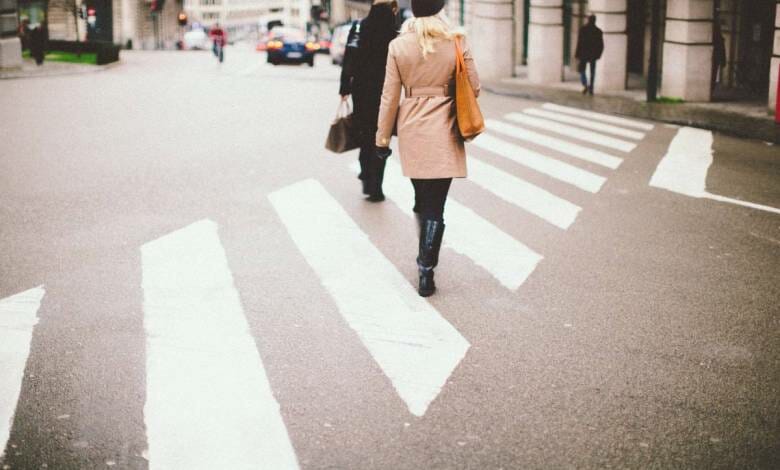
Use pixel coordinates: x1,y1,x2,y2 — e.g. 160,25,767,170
402,11,464,58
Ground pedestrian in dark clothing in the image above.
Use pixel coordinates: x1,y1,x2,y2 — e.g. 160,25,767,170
18,19,30,51
575,14,604,95
339,0,399,202
29,25,47,66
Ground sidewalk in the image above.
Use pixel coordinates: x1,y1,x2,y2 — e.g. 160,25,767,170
484,67,780,144
0,58,117,80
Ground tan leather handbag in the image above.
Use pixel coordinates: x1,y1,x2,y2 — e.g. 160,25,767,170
455,38,484,141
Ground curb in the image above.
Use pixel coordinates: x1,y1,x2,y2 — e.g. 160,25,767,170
483,81,780,144
0,59,122,80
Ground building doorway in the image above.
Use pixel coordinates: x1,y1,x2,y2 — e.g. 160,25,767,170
714,0,776,101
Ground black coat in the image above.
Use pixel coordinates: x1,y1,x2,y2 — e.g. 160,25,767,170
339,4,398,146
575,23,604,62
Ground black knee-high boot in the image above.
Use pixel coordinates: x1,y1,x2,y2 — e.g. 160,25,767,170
417,219,445,297
366,157,387,202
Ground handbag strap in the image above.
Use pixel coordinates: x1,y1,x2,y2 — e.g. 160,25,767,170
454,37,466,74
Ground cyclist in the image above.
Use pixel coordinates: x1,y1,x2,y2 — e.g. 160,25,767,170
209,23,227,63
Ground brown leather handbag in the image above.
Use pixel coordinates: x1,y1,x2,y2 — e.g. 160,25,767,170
454,38,484,141
325,100,359,153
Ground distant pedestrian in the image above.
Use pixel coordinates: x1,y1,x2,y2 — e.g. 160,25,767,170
209,23,227,62
18,18,30,51
575,14,603,95
375,0,480,297
29,25,46,66
339,0,399,202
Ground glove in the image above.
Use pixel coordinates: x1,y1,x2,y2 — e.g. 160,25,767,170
376,146,392,160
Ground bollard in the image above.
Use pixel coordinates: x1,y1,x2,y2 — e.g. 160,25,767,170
776,62,780,124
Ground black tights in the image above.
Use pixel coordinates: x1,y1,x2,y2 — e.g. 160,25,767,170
411,178,453,222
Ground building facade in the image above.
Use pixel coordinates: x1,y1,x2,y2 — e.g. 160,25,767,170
20,0,185,49
458,0,780,110
183,0,315,37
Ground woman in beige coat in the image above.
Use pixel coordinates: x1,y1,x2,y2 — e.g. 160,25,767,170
375,0,480,297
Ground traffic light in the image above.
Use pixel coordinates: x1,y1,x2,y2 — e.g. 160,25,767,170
177,12,187,26
150,0,165,12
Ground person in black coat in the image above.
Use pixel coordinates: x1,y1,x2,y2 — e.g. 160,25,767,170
29,24,47,66
339,0,399,202
575,15,604,95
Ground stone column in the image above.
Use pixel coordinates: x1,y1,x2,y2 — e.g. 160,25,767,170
768,0,780,111
0,0,22,70
470,0,514,80
661,0,714,102
528,0,563,84
570,0,586,68
590,0,626,92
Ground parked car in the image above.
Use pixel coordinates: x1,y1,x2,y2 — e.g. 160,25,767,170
266,27,317,66
183,29,208,50
329,23,352,66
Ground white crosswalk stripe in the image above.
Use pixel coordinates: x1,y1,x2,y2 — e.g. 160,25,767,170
1,101,655,464
0,286,44,461
541,103,655,131
467,157,581,230
523,108,646,140
351,161,543,290
504,113,637,153
141,220,300,470
269,179,470,417
485,119,623,169
471,133,606,193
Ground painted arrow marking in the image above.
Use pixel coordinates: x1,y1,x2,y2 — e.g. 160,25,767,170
269,179,470,416
0,286,44,460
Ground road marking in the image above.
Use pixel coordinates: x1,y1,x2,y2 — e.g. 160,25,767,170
541,103,655,131
650,127,780,215
523,108,646,140
485,119,623,169
468,157,581,230
351,161,543,289
269,179,470,417
141,220,299,470
471,133,606,193
0,286,44,460
504,113,637,153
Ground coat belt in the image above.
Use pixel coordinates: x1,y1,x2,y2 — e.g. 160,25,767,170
405,85,452,98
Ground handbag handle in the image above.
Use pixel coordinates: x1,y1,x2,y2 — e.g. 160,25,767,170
335,99,352,120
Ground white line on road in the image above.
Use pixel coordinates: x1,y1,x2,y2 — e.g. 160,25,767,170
650,127,780,215
523,108,646,140
269,179,470,417
471,133,606,193
0,286,44,460
485,119,623,169
541,103,655,131
351,161,543,290
468,157,582,230
504,113,637,153
141,220,299,470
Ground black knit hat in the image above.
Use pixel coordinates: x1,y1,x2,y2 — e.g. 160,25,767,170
411,0,445,17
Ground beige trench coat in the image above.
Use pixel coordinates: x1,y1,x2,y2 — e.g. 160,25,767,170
375,32,480,179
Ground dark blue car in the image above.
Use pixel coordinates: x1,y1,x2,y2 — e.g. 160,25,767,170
266,28,318,67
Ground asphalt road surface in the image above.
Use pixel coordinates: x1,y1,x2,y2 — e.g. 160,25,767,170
1,45,779,469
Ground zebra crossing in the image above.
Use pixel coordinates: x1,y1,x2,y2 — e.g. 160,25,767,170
1,103,655,467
